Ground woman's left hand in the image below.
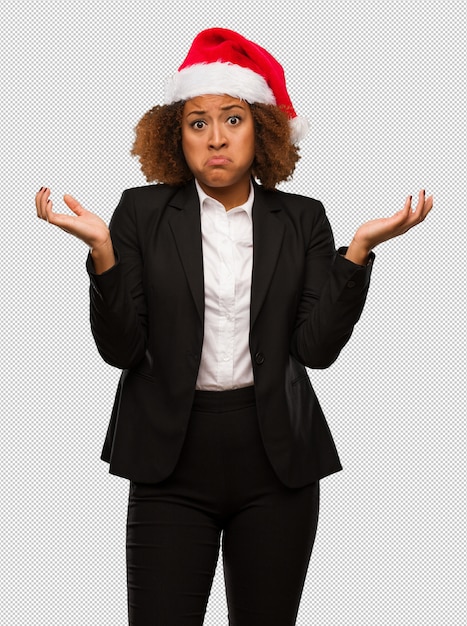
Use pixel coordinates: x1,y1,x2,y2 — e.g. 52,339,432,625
345,189,433,265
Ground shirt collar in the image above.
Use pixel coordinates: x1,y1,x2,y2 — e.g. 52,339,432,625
195,179,254,221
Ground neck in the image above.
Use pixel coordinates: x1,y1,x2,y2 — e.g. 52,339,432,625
197,178,251,211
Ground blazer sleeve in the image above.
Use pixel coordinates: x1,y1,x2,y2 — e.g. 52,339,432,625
86,189,148,369
290,203,374,369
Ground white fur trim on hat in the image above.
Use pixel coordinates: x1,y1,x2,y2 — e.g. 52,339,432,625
164,62,276,105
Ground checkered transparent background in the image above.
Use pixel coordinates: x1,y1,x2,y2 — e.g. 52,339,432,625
1,0,465,624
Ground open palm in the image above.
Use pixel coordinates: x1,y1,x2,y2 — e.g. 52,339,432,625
353,189,433,251
35,187,110,250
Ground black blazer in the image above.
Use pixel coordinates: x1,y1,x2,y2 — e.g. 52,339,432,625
87,180,374,487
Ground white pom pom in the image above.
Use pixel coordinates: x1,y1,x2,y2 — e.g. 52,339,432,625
289,116,309,143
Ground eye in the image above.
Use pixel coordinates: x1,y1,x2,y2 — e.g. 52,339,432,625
227,115,241,126
191,120,206,130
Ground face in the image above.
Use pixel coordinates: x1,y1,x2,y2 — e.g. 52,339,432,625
181,94,255,209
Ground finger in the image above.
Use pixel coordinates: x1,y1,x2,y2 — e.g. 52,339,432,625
44,195,55,224
389,193,421,235
423,194,434,219
63,193,86,216
413,189,427,217
402,194,413,216
35,186,45,218
37,187,52,221
399,190,424,229
414,189,433,223
35,186,46,217
40,188,62,225
400,190,433,234
389,195,412,227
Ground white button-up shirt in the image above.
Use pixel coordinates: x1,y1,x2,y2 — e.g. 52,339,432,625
195,180,255,391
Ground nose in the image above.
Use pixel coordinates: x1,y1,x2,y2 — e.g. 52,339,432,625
208,123,227,149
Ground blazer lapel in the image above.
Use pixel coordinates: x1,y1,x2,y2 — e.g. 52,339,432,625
168,181,204,323
166,180,285,328
250,184,285,328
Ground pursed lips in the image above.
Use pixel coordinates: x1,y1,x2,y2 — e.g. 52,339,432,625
205,155,231,166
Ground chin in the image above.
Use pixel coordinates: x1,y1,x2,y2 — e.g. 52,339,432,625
201,175,236,188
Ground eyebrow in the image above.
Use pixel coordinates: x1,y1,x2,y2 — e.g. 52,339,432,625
185,104,246,117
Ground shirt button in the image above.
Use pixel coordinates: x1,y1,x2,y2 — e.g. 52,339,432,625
347,280,356,288
255,352,265,365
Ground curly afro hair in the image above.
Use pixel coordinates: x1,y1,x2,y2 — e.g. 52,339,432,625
130,102,300,190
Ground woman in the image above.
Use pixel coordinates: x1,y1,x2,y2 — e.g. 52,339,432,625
35,28,432,626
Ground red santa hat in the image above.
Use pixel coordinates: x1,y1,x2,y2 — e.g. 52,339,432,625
164,28,309,144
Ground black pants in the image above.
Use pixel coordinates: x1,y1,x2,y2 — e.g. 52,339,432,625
126,387,320,625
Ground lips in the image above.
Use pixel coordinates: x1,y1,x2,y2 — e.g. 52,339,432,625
206,156,231,166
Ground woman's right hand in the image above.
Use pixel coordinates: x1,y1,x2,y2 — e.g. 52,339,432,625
35,187,116,273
